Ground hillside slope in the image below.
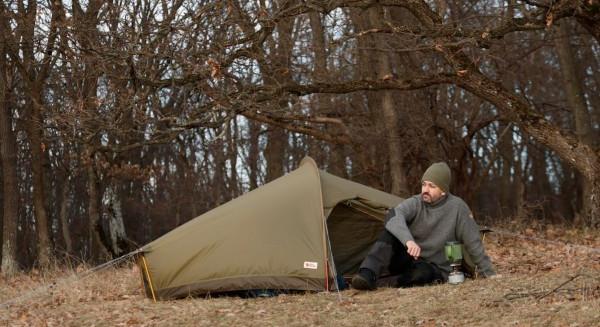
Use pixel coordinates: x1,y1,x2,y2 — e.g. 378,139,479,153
1,226,598,326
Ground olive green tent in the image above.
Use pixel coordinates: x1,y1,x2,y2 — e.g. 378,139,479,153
139,157,402,300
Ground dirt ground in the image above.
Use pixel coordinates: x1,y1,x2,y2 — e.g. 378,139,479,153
1,225,598,326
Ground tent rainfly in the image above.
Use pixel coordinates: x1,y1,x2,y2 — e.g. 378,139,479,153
138,157,402,300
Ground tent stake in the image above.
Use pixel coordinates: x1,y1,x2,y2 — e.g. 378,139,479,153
141,254,157,303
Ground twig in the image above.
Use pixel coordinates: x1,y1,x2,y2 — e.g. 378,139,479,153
504,291,544,300
536,274,581,301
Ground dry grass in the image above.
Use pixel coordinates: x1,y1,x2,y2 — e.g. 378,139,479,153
1,226,598,327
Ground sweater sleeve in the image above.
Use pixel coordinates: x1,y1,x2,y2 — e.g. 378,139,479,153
456,205,496,277
384,197,419,246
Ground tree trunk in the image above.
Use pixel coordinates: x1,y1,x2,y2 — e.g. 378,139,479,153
369,6,408,196
228,119,241,197
530,145,553,221
554,21,596,224
27,93,52,267
13,0,54,265
2,0,62,269
264,9,294,183
265,127,286,182
101,181,128,257
497,122,515,217
514,153,527,219
247,120,261,190
211,135,227,204
72,1,108,258
496,8,518,217
348,8,385,188
59,174,73,255
0,39,19,275
309,11,347,177
87,163,109,261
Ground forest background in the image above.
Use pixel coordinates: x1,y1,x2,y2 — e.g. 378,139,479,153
0,0,598,274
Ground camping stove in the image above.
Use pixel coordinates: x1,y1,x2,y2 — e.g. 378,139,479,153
445,241,465,284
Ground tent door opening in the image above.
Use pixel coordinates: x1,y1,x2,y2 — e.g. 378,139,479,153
326,200,389,282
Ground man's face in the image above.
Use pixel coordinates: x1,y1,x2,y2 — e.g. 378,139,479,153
421,181,445,203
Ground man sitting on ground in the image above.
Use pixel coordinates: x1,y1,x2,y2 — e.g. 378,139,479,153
352,162,495,290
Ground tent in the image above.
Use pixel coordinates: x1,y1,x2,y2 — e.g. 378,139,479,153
138,157,402,300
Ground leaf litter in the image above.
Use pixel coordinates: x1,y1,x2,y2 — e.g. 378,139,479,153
0,225,598,326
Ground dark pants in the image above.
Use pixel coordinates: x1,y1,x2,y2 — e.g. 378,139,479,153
360,229,443,288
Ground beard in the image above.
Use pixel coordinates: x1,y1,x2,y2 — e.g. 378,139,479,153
421,193,432,203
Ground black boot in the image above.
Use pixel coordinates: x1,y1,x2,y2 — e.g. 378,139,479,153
351,268,377,290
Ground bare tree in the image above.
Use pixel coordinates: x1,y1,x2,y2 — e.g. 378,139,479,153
0,19,19,275
1,0,598,269
554,20,596,224
0,0,64,266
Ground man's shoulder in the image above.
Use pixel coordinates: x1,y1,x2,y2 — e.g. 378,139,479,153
393,195,422,211
446,194,471,209
401,195,422,205
446,193,466,204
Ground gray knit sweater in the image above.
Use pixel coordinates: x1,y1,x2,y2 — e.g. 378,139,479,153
385,194,496,279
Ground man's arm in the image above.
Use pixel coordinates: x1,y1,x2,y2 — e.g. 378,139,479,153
457,207,496,277
384,197,419,246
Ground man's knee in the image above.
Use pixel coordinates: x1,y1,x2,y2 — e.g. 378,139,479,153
377,229,398,244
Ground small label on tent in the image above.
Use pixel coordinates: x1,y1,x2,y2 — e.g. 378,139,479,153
303,261,318,270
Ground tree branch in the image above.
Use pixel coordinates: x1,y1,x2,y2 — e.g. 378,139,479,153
246,74,458,101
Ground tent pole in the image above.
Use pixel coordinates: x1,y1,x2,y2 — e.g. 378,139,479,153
141,254,157,303
325,260,329,291
324,223,342,298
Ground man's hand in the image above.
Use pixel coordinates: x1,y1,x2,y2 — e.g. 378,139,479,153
405,240,421,259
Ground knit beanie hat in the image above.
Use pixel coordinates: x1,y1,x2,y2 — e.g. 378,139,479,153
421,162,451,192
